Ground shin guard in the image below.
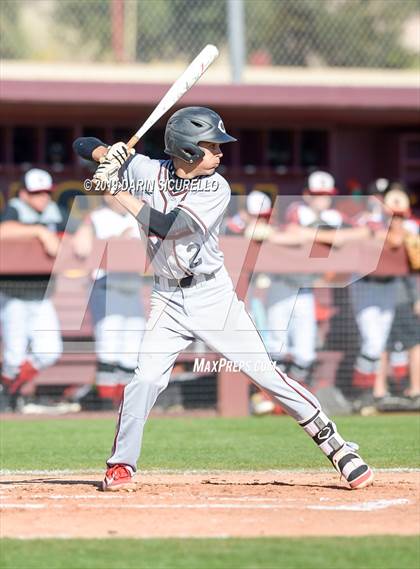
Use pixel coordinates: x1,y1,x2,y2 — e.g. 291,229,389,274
300,410,374,489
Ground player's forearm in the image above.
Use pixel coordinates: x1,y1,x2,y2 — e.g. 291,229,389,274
315,227,369,245
279,225,317,244
93,146,109,162
72,223,94,258
268,230,311,246
313,230,337,245
0,221,45,240
113,191,144,218
339,227,370,242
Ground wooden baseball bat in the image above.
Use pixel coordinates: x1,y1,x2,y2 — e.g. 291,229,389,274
126,44,219,149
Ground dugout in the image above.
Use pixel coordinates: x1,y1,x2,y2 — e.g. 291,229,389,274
0,67,418,415
0,66,419,210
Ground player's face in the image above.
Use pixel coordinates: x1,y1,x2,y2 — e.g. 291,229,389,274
195,141,223,175
21,190,51,212
305,194,332,212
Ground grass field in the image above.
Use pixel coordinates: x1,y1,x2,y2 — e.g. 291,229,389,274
1,414,419,569
2,536,419,569
1,414,419,471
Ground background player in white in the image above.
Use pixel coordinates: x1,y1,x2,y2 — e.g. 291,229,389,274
265,172,368,385
350,179,398,393
74,107,373,492
0,169,64,407
73,195,145,409
266,172,342,384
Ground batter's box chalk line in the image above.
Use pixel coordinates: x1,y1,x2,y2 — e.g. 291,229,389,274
0,499,412,512
1,467,419,476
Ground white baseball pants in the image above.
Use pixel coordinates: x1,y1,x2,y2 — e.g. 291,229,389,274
94,314,145,369
108,267,321,470
266,291,317,368
350,279,397,366
0,296,62,378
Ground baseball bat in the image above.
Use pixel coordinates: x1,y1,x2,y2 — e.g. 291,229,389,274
126,44,219,149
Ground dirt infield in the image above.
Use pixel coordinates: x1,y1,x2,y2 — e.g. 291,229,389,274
1,470,418,539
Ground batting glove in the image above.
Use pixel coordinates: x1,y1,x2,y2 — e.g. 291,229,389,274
93,158,122,194
101,142,134,166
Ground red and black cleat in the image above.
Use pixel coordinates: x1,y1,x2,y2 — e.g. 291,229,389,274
8,361,38,396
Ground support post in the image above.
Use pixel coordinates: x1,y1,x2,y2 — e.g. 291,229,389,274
227,0,246,84
218,370,250,416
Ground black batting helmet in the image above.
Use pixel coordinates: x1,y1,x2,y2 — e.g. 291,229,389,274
164,107,237,163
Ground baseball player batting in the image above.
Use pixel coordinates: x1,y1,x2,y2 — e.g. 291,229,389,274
74,107,374,491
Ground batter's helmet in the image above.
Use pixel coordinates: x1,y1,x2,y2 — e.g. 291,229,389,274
164,107,237,163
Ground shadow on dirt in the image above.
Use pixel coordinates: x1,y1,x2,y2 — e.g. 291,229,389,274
0,478,101,490
201,479,345,490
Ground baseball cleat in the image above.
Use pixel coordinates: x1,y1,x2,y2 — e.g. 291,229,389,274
102,464,135,491
7,361,38,396
300,411,374,490
330,444,374,490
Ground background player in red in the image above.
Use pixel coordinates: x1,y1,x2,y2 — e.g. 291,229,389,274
373,184,419,408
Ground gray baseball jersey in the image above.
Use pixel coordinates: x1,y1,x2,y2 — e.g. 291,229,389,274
122,155,229,279
104,154,336,471
71,137,372,488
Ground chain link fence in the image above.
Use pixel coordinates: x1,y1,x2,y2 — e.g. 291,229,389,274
1,0,419,71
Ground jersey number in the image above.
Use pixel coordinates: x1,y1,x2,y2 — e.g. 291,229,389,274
187,242,202,269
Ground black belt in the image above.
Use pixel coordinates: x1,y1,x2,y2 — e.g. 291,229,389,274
363,276,395,283
154,272,216,289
